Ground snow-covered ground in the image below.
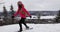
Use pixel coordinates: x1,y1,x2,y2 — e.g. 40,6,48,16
0,23,60,32
15,15,56,19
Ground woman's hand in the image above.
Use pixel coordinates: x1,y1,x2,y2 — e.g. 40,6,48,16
30,16,32,18
12,16,14,18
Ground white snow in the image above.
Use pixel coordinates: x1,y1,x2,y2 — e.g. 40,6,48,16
0,23,60,32
14,16,56,20
40,16,56,19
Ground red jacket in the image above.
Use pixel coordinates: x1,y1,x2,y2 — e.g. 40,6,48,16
14,4,31,18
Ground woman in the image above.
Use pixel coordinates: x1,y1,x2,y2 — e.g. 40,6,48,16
12,1,31,32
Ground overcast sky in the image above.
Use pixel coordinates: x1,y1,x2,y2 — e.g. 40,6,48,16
0,0,60,12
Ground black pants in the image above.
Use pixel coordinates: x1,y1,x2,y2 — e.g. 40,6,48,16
19,18,28,31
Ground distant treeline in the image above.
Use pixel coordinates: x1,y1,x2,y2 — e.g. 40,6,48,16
0,11,59,16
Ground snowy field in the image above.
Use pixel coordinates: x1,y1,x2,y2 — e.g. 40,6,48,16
15,16,56,20
0,23,60,32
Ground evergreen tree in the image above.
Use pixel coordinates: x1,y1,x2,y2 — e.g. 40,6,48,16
10,5,15,24
3,6,8,17
10,5,15,16
3,6,9,24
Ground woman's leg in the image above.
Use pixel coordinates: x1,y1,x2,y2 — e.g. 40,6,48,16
22,18,29,28
19,19,23,31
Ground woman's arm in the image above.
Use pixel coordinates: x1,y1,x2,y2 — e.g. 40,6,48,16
22,4,31,16
24,8,31,16
13,9,19,16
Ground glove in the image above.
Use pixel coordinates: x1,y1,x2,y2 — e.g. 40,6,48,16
12,16,14,18
30,16,32,18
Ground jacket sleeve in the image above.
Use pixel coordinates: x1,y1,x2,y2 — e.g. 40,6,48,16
22,4,31,16
13,9,19,16
24,8,31,16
